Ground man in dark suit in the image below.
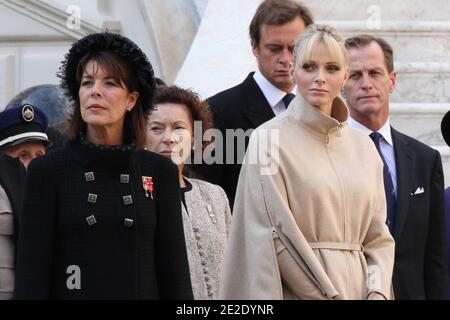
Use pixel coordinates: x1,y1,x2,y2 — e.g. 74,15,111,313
0,104,51,169
343,35,448,299
196,0,314,207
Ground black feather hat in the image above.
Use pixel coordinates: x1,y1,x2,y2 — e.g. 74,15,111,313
59,32,156,115
441,110,450,147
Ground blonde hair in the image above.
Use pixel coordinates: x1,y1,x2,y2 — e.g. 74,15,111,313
293,24,346,69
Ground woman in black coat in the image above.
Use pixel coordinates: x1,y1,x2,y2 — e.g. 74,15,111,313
13,32,193,299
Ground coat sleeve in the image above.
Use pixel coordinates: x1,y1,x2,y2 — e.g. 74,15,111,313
424,152,448,299
362,155,395,300
13,156,57,299
220,134,284,300
154,158,193,299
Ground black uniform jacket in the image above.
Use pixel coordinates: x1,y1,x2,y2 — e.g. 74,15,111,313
391,128,448,299
13,139,193,299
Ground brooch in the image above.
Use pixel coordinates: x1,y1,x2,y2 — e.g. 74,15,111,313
142,176,154,199
206,204,217,224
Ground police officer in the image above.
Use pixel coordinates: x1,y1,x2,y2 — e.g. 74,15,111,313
0,104,50,299
0,104,51,169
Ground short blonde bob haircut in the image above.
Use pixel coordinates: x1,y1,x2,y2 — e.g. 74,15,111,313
293,24,346,69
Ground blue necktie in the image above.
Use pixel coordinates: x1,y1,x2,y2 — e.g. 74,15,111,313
282,93,295,109
369,132,396,234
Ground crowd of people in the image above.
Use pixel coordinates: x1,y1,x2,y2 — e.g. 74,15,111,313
0,0,448,300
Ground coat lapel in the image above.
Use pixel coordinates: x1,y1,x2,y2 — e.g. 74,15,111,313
391,127,415,241
242,73,275,128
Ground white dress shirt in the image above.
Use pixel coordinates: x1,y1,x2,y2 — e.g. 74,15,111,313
348,117,398,197
253,70,296,116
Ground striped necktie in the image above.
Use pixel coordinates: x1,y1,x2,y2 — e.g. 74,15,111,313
369,131,396,234
282,93,295,109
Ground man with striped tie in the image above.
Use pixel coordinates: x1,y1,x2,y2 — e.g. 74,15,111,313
342,34,447,300
194,0,314,207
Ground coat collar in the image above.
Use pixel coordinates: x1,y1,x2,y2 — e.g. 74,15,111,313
348,117,394,147
69,136,134,172
288,94,349,137
253,70,296,108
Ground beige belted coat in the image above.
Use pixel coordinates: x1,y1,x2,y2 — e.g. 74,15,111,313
220,95,395,300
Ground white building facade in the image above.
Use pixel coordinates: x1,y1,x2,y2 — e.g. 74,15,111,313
1,0,449,184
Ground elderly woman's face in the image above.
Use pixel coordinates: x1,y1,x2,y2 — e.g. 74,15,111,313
146,103,194,169
294,42,348,114
4,141,46,170
79,59,138,132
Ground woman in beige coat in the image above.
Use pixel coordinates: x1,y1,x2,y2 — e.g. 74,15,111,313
220,24,395,300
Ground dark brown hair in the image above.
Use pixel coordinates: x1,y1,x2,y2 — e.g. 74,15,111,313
67,51,147,149
152,85,213,152
249,0,314,47
344,35,394,73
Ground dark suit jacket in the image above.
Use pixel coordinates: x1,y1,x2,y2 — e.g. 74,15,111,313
391,127,448,299
444,187,450,299
193,72,275,207
0,153,26,240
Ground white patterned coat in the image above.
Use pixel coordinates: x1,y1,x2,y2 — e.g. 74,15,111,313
181,178,231,299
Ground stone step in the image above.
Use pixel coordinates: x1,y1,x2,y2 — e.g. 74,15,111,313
385,102,450,185
304,0,450,21
389,103,449,146
321,20,450,62
392,62,450,103
390,107,450,186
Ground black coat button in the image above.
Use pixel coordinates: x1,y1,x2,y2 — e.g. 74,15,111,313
86,215,97,226
85,172,95,182
123,195,133,205
120,174,130,184
124,218,134,228
88,193,98,203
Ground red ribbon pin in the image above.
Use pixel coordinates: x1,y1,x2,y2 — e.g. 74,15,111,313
142,176,154,199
